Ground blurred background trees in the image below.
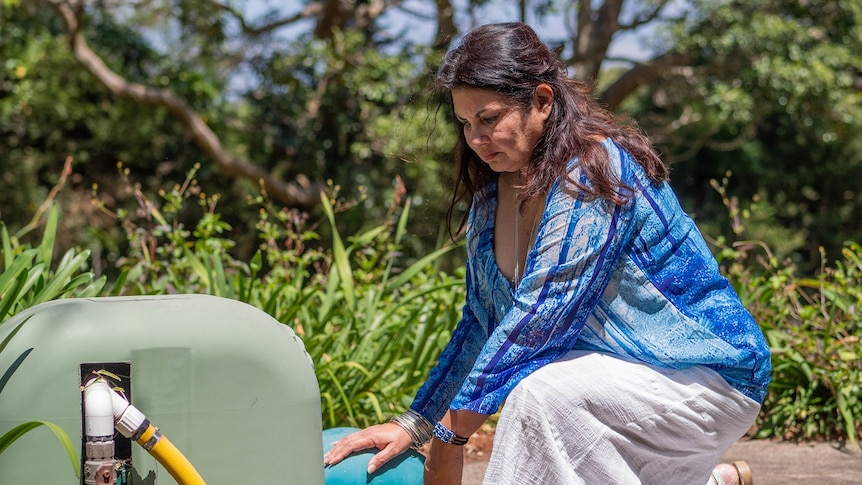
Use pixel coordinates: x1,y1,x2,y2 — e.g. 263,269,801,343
1,0,860,273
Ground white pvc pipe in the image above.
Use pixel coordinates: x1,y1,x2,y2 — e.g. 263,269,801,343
83,377,206,484
83,379,114,439
82,377,148,437
108,385,146,438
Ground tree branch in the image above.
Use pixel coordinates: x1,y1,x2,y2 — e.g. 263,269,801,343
205,0,322,37
597,50,692,111
46,0,322,209
618,0,670,30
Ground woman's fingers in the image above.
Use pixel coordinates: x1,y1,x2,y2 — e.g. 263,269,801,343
367,440,408,474
323,428,370,465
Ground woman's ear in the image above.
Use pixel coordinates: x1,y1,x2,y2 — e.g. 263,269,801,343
533,83,554,119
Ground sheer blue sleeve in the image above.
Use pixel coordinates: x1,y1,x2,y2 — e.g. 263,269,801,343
409,204,492,422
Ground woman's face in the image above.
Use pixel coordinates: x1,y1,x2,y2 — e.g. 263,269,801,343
451,86,552,173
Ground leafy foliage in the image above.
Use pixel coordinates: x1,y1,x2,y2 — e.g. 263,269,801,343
241,28,454,243
709,178,861,446
729,242,862,445
86,167,466,428
633,0,862,269
0,3,220,259
4,0,861,275
1,205,107,321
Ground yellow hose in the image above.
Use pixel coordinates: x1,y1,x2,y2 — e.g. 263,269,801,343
136,424,207,485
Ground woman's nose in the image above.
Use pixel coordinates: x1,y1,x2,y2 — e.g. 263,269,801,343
469,128,489,147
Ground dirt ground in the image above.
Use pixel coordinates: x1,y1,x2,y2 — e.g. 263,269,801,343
461,427,862,485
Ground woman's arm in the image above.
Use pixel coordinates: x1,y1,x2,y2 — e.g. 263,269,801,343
423,409,488,485
323,215,490,474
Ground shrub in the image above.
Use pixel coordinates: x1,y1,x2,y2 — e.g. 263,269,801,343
87,166,466,428
735,243,861,445
1,204,108,321
710,175,861,447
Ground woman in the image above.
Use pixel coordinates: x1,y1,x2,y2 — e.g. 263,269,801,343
324,22,770,485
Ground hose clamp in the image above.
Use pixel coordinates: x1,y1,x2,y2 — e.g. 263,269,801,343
142,428,162,451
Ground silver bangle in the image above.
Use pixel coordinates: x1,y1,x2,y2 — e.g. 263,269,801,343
390,409,433,449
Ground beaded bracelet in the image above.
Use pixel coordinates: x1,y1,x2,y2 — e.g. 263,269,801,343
433,421,469,446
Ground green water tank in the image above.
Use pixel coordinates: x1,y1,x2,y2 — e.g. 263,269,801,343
0,295,324,484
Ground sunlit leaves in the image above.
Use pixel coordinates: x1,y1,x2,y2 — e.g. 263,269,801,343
635,0,862,268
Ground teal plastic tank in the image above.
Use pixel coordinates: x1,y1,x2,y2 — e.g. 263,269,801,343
0,295,324,484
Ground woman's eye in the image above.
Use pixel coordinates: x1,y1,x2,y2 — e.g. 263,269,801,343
482,116,497,124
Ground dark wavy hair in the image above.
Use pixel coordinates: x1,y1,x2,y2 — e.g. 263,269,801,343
437,22,668,236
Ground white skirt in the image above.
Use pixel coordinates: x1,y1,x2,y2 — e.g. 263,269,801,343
482,350,761,485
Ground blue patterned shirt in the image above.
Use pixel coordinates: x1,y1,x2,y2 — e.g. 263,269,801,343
411,138,771,421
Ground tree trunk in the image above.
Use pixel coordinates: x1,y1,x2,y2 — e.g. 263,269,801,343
571,0,623,82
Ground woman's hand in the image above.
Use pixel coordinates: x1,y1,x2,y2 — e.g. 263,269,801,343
322,422,413,474
423,438,464,485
